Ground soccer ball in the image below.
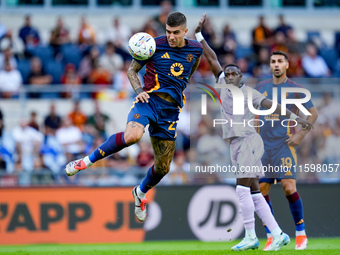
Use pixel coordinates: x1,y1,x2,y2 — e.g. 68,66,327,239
128,32,156,61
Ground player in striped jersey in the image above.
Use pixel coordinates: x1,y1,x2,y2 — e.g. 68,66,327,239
256,51,318,250
65,12,203,222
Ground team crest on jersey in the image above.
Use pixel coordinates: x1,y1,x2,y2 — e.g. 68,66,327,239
186,54,193,62
134,114,141,119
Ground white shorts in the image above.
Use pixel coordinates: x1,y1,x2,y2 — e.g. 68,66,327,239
230,133,265,178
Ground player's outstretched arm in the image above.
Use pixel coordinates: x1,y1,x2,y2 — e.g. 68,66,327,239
127,59,150,103
195,14,223,80
261,98,314,131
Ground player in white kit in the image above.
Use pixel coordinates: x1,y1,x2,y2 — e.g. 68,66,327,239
195,14,313,251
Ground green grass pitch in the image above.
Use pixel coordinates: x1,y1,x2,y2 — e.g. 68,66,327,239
1,238,339,255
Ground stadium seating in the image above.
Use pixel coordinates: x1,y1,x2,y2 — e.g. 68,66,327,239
45,60,64,84
319,47,338,72
27,45,54,65
61,44,82,69
17,60,31,84
235,45,253,59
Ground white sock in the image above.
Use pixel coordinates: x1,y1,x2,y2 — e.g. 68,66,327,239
271,226,283,237
137,186,146,199
236,185,255,235
267,233,273,238
252,193,281,235
296,230,306,236
245,228,257,239
83,156,93,167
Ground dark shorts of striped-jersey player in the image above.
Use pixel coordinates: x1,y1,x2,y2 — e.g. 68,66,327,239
127,93,180,141
259,142,297,183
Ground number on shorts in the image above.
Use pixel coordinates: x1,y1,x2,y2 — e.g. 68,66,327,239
281,157,292,168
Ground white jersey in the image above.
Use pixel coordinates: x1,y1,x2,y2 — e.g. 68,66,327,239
218,73,265,139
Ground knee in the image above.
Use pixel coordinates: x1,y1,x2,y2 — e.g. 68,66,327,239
283,185,296,196
124,131,142,145
260,183,270,196
282,180,296,196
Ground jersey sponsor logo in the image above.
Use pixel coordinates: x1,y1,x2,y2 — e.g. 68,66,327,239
161,52,170,59
134,113,141,119
186,54,193,62
170,63,184,76
263,91,268,97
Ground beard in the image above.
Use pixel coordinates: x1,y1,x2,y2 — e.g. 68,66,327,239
273,71,284,78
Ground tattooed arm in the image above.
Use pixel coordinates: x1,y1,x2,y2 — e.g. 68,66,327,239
127,59,150,103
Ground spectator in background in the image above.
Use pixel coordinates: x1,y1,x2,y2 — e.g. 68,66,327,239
88,59,112,86
153,0,172,35
12,120,43,173
253,47,271,78
56,117,83,162
78,46,100,83
274,15,293,37
28,57,52,98
28,111,39,131
28,57,52,85
49,17,70,58
0,46,17,70
220,53,235,67
236,58,252,79
322,116,340,182
78,17,96,50
286,29,304,54
271,31,288,53
218,24,237,55
99,41,124,78
18,15,40,52
199,16,217,48
41,125,66,181
302,43,330,78
286,53,304,77
113,60,139,98
142,18,159,39
60,63,82,98
0,59,22,98
68,101,87,131
136,141,154,168
252,16,273,54
44,102,62,132
195,56,213,82
87,100,109,139
317,92,340,129
0,16,9,40
106,17,131,52
164,151,189,185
